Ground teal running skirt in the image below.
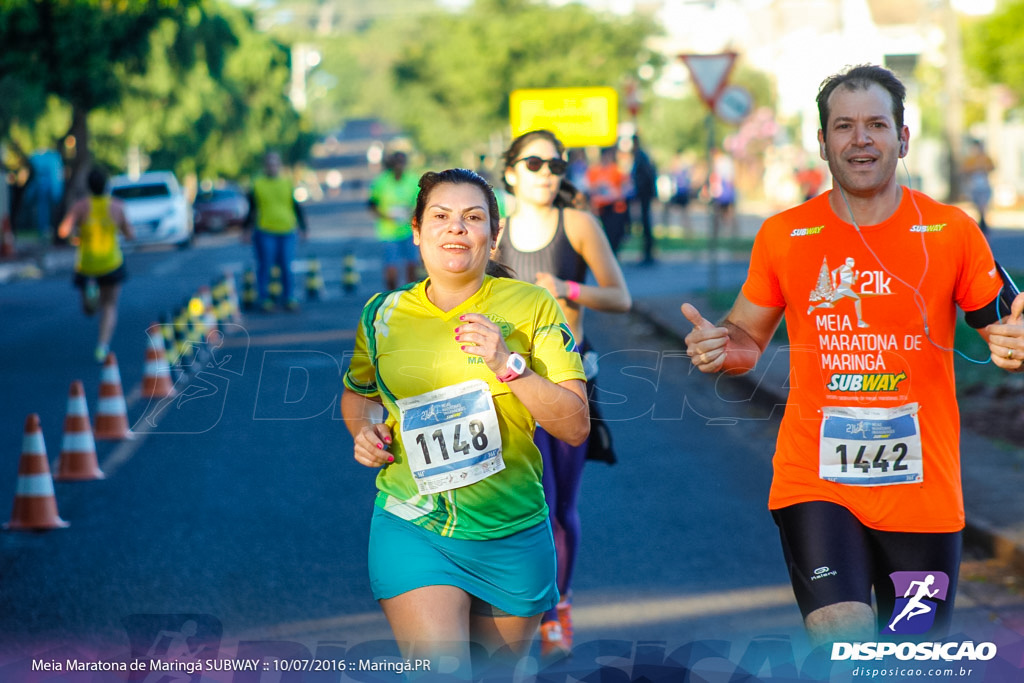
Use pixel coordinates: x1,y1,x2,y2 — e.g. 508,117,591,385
368,506,558,618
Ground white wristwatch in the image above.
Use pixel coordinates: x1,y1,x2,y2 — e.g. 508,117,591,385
496,352,527,383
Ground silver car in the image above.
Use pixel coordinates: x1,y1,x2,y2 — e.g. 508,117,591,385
109,171,193,248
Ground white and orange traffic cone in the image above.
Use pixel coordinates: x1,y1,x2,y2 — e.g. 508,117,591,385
55,380,104,481
94,352,131,440
5,414,69,531
141,323,176,399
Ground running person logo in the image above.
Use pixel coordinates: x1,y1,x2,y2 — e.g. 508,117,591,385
808,256,869,328
884,571,951,635
807,256,895,329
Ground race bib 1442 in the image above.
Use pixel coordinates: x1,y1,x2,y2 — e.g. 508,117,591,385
819,403,923,486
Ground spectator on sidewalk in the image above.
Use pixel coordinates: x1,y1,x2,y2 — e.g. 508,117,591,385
667,151,694,238
795,159,825,202
245,151,308,312
681,64,1024,647
962,139,995,234
369,151,420,290
28,150,64,244
586,146,631,255
708,149,737,240
57,166,135,363
630,134,658,265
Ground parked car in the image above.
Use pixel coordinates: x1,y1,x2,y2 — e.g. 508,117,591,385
192,183,250,233
109,171,193,248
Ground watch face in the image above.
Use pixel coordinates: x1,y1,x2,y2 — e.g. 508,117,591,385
509,353,526,374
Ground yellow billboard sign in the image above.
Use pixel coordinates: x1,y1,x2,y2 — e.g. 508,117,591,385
509,87,619,147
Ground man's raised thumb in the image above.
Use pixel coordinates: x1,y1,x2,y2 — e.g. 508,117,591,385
681,303,714,330
1009,292,1024,326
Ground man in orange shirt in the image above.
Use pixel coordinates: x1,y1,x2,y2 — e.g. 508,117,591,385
681,65,1024,646
586,146,631,255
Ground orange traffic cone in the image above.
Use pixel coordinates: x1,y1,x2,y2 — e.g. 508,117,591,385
5,414,69,530
94,352,131,440
55,380,105,481
141,323,176,399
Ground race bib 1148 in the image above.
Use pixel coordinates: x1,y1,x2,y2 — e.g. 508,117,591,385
397,380,505,495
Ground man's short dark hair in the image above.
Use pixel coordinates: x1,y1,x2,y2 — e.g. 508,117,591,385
87,167,108,195
817,64,906,139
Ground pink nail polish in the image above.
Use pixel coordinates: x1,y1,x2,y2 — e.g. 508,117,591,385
384,436,392,444
387,455,395,463
376,443,383,450
459,315,466,321
461,345,467,351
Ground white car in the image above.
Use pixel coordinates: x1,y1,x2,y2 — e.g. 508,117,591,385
109,171,193,248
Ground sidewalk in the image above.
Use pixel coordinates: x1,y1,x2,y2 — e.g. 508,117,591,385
0,237,74,284
619,242,1024,576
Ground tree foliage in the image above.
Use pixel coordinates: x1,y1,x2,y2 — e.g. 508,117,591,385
1,0,307,195
964,1,1024,100
1,0,205,180
346,0,661,162
90,4,307,181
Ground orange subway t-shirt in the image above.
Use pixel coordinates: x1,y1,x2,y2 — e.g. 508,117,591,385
742,189,1001,532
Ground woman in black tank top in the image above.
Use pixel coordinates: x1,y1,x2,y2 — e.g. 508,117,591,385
497,130,631,658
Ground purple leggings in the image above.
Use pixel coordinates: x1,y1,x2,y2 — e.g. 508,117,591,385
536,424,588,622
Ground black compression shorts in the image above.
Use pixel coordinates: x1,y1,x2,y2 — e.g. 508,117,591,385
772,500,962,637
74,263,127,288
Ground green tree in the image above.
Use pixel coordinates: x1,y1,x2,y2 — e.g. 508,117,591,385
89,3,307,182
964,1,1024,100
352,0,660,163
0,0,229,195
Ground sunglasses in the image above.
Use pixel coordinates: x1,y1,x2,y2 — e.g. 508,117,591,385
515,156,568,175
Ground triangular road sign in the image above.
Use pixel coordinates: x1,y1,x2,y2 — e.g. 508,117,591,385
679,52,738,109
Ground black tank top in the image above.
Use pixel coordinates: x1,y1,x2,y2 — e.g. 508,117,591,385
495,208,587,284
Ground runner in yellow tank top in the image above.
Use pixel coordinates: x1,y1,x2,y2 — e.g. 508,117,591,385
58,167,135,363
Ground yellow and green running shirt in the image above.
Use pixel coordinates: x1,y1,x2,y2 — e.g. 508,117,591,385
344,276,586,540
77,196,123,276
368,170,419,242
252,176,299,234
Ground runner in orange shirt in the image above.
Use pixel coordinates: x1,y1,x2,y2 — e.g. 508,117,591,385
585,146,631,255
681,64,1024,646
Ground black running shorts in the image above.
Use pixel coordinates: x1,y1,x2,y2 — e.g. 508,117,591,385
772,500,962,636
